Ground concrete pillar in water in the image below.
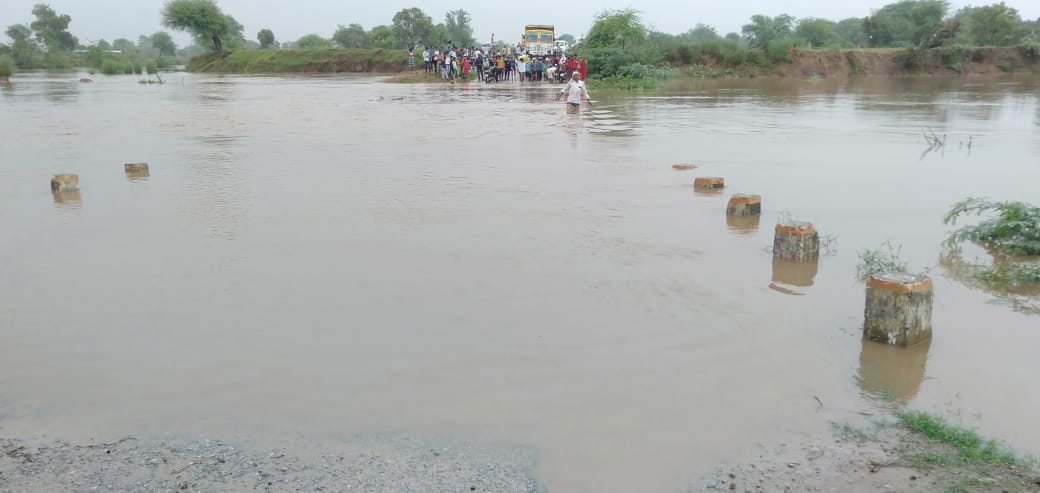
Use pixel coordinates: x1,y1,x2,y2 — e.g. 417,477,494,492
726,194,761,216
50,174,79,192
124,162,149,173
125,162,150,181
772,221,819,262
693,177,725,190
863,273,933,347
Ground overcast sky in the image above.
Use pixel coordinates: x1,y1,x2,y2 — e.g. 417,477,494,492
4,0,1039,46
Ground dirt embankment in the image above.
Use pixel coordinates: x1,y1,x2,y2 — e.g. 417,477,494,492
772,46,1039,78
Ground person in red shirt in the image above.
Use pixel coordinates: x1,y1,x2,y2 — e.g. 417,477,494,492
462,57,470,79
579,58,587,80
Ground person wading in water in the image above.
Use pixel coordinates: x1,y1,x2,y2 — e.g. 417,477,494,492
557,70,591,114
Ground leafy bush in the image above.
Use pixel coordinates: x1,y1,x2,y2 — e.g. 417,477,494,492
145,61,158,74
579,46,664,79
765,38,799,62
1021,42,1040,58
101,59,123,75
943,197,1040,256
0,56,14,77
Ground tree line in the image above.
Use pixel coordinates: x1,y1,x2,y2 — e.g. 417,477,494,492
3,0,1038,73
576,1,1039,83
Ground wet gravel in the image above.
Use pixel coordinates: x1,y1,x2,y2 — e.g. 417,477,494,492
0,434,543,492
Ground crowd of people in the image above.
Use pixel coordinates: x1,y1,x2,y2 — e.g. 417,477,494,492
411,46,588,84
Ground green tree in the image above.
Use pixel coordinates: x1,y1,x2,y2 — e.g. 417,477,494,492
161,0,243,52
391,8,434,49
6,24,38,68
864,0,949,47
836,17,866,47
257,28,275,49
430,23,449,47
965,3,1028,46
112,38,136,54
332,24,366,48
796,18,841,47
681,24,722,43
585,8,646,49
294,34,332,49
95,39,111,51
368,25,396,49
557,33,575,44
30,4,78,52
444,9,475,47
725,32,742,42
150,31,177,56
742,14,795,48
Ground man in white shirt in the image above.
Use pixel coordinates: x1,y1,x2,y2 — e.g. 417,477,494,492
557,70,591,114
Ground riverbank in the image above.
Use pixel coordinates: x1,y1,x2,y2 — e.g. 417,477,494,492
0,433,543,492
186,46,1039,81
4,411,1036,492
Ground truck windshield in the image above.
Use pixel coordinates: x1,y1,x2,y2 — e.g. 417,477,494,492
526,32,538,43
540,33,552,43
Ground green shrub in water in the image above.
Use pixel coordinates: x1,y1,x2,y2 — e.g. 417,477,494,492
943,197,1040,256
0,56,14,78
145,61,158,74
101,59,122,75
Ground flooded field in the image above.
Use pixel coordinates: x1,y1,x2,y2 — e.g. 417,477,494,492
1,72,1038,492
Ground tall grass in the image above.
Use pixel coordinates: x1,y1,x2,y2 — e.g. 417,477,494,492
857,242,910,280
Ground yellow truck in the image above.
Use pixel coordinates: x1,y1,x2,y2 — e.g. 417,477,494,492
521,25,555,56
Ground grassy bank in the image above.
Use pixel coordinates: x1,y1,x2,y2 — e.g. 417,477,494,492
187,48,410,74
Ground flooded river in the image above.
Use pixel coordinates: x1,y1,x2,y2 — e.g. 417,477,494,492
1,72,1038,492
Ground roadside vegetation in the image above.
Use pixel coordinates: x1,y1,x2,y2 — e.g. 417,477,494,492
572,2,1040,87
4,0,1038,79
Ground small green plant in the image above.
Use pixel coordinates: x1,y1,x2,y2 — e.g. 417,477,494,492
0,55,14,78
857,241,910,280
898,411,1017,465
943,198,1040,256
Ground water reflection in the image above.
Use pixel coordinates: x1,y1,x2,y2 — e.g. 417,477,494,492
125,170,150,182
693,187,725,197
51,190,82,211
726,214,761,234
43,79,79,103
940,249,1040,316
769,258,819,295
858,338,931,404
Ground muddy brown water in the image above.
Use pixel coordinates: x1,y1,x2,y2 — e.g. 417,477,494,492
1,72,1039,492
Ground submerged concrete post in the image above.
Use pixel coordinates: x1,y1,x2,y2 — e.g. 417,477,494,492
772,221,819,262
694,177,725,190
726,194,761,216
124,162,149,173
50,174,79,192
125,162,150,181
864,273,933,347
